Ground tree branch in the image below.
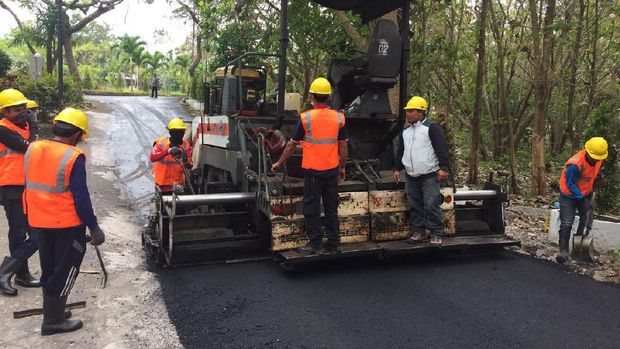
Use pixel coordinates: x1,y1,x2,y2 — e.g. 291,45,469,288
0,0,37,54
332,10,367,51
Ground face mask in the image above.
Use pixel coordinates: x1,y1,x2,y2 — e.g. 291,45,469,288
169,131,184,146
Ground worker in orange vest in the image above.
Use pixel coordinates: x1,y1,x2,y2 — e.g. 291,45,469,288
24,108,105,335
272,77,348,254
556,137,608,264
0,88,40,296
150,117,192,194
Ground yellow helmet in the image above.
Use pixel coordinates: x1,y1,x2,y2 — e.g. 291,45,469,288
26,100,39,109
54,108,88,135
585,137,608,160
309,77,332,95
167,117,186,130
0,89,29,110
404,96,428,111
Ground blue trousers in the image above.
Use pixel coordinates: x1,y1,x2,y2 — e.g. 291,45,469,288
559,195,590,240
2,199,38,261
404,173,444,236
37,226,86,298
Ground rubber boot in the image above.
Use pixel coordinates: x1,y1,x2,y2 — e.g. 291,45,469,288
556,236,570,264
41,295,82,336
15,260,41,288
0,256,21,296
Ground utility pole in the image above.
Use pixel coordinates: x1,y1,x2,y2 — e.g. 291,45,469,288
56,0,63,108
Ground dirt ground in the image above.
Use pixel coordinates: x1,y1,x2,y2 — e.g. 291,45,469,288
505,203,620,284
0,102,181,348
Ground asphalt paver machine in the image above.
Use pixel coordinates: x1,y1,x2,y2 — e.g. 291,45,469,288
142,0,520,269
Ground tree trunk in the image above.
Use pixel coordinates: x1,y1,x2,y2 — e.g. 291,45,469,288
575,0,599,149
46,33,55,74
529,0,556,196
567,0,585,152
63,31,80,81
189,32,202,78
467,0,488,184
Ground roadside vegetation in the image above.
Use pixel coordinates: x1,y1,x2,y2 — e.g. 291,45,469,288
0,0,618,215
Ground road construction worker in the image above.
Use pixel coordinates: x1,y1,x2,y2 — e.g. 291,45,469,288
272,77,348,254
150,117,192,193
24,107,105,335
393,96,450,246
0,88,40,296
556,137,608,264
26,99,40,139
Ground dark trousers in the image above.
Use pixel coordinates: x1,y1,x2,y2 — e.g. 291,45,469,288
151,86,158,98
303,175,340,246
37,226,86,298
404,173,444,236
2,199,38,261
559,195,590,240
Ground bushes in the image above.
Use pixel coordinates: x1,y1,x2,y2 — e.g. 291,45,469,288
190,74,203,101
0,50,11,76
0,74,84,123
584,100,620,214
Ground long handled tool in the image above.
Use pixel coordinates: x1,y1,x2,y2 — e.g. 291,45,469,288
94,245,108,288
571,192,596,262
13,301,86,319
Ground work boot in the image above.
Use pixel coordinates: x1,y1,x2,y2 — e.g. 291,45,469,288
556,236,570,264
15,260,41,288
323,241,341,254
0,256,21,296
41,295,82,336
297,241,323,255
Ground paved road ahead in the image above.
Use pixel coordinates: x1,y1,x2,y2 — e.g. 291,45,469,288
158,253,620,349
88,96,620,349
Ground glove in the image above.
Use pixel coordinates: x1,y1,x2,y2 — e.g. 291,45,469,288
88,225,106,246
168,147,183,159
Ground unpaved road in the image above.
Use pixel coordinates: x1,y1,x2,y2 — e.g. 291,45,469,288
1,96,619,349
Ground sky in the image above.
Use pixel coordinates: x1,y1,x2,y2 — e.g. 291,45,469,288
0,0,191,53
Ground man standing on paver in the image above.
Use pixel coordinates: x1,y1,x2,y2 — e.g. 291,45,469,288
271,77,348,254
24,108,105,335
393,96,450,247
150,74,160,98
556,137,608,264
150,117,192,194
0,88,41,296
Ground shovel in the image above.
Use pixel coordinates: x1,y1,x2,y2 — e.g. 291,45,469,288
571,193,596,262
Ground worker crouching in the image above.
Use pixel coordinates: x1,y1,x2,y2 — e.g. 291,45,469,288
150,117,192,194
23,108,105,335
556,137,608,264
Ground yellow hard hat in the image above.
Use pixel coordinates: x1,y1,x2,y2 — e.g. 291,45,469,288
309,77,332,95
26,100,39,109
167,117,186,130
54,108,88,135
585,137,608,160
404,96,428,111
0,89,29,110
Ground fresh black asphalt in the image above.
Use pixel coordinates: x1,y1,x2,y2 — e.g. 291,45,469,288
157,251,620,349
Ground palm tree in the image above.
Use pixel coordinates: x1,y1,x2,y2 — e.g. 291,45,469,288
112,35,146,92
174,54,191,94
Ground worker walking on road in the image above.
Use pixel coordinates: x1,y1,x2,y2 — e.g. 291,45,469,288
23,108,105,335
150,74,160,98
150,118,192,194
0,88,41,296
272,77,348,254
393,96,450,246
556,137,608,264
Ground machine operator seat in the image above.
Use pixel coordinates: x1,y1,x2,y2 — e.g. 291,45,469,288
328,19,401,115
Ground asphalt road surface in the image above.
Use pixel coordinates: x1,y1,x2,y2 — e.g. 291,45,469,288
89,96,620,349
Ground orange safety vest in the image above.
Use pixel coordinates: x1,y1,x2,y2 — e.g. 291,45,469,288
152,136,190,186
0,118,30,186
300,108,345,171
23,140,84,228
559,149,602,197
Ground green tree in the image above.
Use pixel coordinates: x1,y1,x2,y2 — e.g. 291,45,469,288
0,50,11,76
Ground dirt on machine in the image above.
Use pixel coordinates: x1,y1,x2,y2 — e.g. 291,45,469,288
142,0,520,269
